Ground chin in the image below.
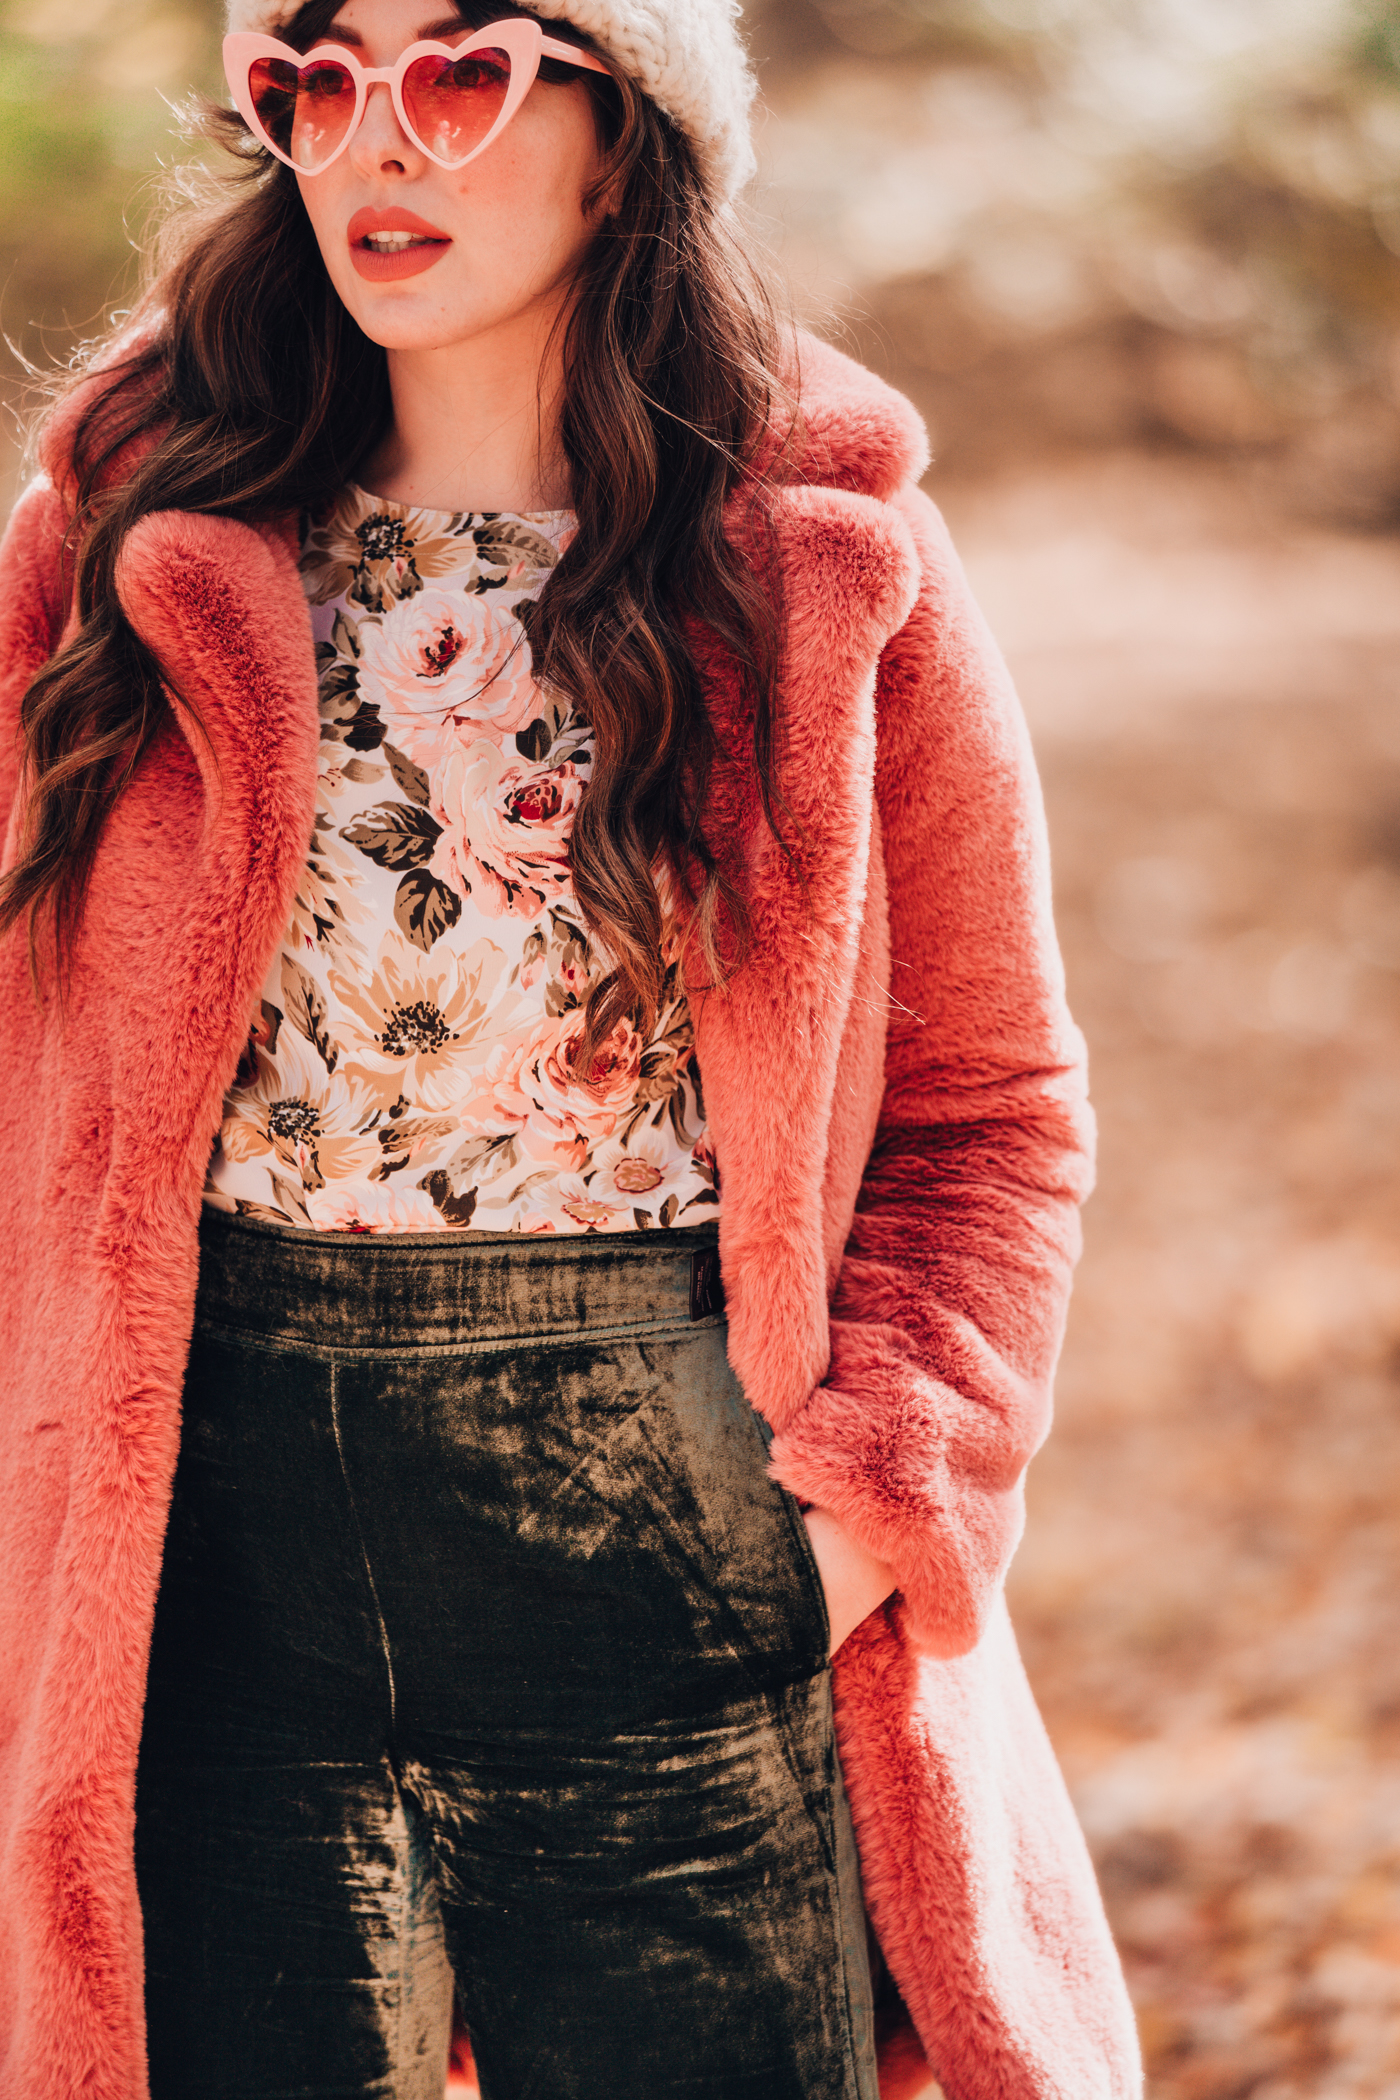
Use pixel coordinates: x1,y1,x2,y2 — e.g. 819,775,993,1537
357,319,457,352
362,315,511,355
340,282,515,354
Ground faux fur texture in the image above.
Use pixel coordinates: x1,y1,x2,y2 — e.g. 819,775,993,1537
0,337,1140,2100
765,481,1096,1659
0,507,321,2099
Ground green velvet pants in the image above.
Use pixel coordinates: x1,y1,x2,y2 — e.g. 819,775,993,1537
136,1209,878,2100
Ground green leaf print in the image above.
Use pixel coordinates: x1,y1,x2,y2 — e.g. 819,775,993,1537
331,608,364,661
269,1175,314,1227
667,1085,700,1146
234,1198,295,1227
436,1132,517,1187
394,867,463,951
418,1170,478,1229
339,801,442,872
375,1115,459,1174
344,701,385,752
515,718,552,763
279,956,338,1072
551,738,593,769
418,1133,517,1218
512,593,544,650
382,742,431,808
317,660,360,745
473,519,560,573
318,657,357,699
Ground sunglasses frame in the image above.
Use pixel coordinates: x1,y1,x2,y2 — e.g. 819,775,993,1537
223,20,610,175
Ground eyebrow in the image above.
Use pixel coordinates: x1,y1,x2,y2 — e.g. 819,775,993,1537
320,17,469,45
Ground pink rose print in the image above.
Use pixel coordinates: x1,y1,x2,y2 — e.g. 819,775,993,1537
462,1008,643,1164
559,1010,645,1115
210,488,718,1243
430,737,587,919
358,588,542,769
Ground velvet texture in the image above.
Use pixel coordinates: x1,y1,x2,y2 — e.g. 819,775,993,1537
0,335,1141,2099
138,1211,876,2100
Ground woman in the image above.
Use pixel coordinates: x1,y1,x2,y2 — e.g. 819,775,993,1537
0,1,1140,2095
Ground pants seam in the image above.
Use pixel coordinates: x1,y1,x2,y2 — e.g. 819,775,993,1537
828,1741,879,2100
830,1799,867,2100
330,1357,399,1738
395,1768,412,2087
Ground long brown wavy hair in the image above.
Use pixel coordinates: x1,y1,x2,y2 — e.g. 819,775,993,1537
1,0,794,1064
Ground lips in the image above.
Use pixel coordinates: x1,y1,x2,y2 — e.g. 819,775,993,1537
347,206,451,283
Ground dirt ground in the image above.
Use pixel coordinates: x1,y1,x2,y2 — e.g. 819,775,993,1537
936,448,1400,2099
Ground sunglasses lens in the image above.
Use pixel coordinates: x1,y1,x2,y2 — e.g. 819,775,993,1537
248,55,358,171
403,48,512,165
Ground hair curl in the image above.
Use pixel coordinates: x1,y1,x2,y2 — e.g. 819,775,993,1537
1,0,795,1067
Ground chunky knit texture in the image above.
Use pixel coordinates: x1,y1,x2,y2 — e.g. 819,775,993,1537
224,0,758,198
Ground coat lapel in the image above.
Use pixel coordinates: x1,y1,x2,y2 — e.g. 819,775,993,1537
693,485,918,1431
109,508,322,1170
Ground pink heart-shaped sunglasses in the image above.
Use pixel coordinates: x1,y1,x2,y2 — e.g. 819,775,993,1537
223,20,610,175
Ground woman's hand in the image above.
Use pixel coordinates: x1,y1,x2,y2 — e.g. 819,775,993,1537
802,1505,897,1657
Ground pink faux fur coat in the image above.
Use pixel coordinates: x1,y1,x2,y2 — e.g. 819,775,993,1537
0,335,1140,2100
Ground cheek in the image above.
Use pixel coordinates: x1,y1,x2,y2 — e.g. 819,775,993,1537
471,100,605,258
458,139,600,274
296,173,348,275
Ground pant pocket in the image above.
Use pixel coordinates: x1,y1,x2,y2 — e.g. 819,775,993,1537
777,1478,832,1659
539,1318,831,1680
747,1401,831,1662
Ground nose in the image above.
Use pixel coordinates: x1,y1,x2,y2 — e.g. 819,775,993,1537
348,77,423,176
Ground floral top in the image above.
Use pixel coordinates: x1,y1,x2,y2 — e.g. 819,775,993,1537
203,486,717,1235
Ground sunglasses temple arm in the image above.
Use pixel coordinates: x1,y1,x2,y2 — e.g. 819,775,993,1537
539,37,611,73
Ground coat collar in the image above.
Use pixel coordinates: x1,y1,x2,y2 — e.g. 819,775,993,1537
770,333,931,501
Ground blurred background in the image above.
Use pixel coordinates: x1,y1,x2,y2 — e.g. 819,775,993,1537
4,0,1400,2091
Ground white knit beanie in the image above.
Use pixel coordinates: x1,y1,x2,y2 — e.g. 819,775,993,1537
225,0,758,199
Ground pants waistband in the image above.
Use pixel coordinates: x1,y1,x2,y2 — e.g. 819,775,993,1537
195,1208,724,1353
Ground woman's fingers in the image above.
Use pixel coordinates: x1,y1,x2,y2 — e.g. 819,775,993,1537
802,1505,897,1656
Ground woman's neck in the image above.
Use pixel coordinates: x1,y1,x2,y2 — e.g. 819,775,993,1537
359,306,572,516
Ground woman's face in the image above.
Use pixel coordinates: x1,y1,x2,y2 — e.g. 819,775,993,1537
295,0,607,354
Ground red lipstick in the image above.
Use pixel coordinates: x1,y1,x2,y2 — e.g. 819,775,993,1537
348,206,451,282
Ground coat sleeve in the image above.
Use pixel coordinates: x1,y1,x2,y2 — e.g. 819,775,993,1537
767,484,1095,1658
0,475,74,861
